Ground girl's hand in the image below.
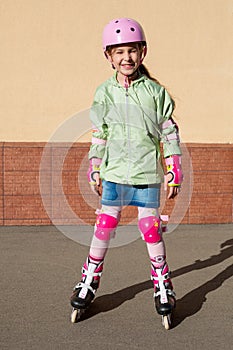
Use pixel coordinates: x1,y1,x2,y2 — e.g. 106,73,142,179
87,159,102,196
91,173,102,196
164,155,183,199
164,173,181,199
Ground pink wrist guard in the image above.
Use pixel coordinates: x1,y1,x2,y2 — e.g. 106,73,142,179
165,155,183,186
87,158,102,185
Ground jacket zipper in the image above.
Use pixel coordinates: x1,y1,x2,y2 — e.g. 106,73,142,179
125,84,131,183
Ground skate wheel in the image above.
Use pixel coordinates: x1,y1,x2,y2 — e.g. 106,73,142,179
162,315,171,330
71,308,85,323
71,308,78,323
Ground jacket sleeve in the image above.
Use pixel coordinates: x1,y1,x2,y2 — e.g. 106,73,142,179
88,88,108,160
156,87,182,158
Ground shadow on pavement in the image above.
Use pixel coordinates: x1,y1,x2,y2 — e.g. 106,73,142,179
83,239,233,327
173,263,233,327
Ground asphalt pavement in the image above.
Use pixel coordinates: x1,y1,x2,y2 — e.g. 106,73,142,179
0,223,232,350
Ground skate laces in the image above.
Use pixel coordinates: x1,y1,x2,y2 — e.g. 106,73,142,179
82,266,103,278
154,287,176,299
151,264,171,285
73,261,103,294
73,282,96,294
151,264,175,303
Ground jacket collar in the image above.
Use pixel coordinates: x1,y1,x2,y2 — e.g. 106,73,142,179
111,71,146,87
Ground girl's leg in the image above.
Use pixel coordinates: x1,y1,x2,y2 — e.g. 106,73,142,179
138,207,166,266
138,207,175,314
89,205,121,262
71,205,122,309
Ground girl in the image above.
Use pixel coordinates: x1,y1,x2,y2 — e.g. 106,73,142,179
71,18,183,327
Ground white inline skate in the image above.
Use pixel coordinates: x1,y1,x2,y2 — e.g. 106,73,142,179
70,258,103,323
152,263,176,330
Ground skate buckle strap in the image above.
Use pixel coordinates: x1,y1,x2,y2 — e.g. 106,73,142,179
168,289,176,298
151,271,170,283
157,288,168,304
82,267,103,278
73,282,96,295
154,288,175,298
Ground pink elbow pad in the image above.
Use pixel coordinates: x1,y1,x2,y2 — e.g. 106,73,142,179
165,155,183,186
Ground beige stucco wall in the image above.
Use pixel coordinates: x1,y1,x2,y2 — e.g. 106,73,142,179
0,0,232,143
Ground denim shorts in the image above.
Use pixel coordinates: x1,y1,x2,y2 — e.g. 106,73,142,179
101,180,161,208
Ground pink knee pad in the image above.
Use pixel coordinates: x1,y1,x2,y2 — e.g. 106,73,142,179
138,216,161,244
94,213,118,241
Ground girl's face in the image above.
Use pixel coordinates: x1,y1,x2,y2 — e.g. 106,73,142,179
106,43,143,79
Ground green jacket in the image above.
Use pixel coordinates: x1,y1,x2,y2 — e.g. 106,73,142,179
89,73,181,185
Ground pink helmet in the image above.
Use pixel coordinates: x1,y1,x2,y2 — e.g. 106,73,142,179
102,18,147,52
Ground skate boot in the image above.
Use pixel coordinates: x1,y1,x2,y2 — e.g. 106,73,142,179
70,257,103,323
151,263,176,330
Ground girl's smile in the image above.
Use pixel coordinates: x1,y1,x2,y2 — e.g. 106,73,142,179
106,43,143,85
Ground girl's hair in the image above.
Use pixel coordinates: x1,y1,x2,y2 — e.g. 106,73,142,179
140,64,176,109
138,64,161,85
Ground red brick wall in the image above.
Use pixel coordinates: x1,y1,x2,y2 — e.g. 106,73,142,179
0,142,232,225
